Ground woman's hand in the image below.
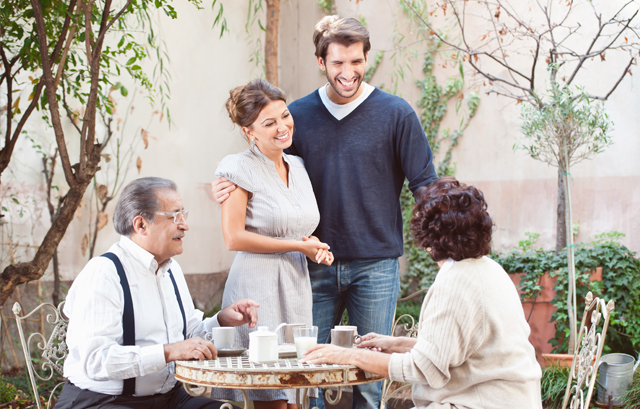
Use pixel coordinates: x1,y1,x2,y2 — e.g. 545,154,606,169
301,236,332,264
357,332,403,354
300,344,353,366
302,343,393,379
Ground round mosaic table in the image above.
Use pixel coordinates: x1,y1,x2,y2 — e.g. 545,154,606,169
175,356,384,409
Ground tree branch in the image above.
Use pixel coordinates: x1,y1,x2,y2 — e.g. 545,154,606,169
29,0,76,185
588,57,635,101
0,45,14,151
567,9,638,85
94,0,134,50
80,0,115,176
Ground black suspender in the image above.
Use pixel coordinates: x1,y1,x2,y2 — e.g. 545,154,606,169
102,252,136,395
167,269,188,340
101,252,187,396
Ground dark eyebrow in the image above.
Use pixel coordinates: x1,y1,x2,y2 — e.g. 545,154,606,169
261,117,275,125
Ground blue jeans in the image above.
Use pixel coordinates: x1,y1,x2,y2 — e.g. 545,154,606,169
308,258,400,409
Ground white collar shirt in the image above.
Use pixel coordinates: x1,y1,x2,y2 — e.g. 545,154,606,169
63,236,220,396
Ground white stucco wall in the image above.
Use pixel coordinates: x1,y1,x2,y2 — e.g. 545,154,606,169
1,0,638,287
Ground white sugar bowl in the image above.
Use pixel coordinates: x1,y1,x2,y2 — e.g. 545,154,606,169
249,326,278,363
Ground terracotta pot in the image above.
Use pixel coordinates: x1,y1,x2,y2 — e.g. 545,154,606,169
509,268,603,367
542,353,574,368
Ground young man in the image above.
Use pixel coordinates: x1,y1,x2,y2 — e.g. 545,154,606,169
55,177,259,409
213,16,437,409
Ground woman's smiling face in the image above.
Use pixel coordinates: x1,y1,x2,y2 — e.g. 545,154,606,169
243,100,294,157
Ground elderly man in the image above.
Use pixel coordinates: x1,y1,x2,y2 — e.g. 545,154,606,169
55,177,258,409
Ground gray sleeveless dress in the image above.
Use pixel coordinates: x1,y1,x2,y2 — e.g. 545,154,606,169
211,145,319,403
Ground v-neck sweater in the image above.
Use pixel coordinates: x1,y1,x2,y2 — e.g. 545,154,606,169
287,88,438,260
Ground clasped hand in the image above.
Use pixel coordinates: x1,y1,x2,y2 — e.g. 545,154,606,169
302,235,334,265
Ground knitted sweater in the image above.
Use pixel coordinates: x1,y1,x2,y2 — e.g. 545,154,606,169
287,88,437,260
388,257,542,409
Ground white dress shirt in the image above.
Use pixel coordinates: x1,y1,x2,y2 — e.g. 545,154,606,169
63,236,220,396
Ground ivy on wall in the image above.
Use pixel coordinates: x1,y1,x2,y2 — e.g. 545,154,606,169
400,53,479,297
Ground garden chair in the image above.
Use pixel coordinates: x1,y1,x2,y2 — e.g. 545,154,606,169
379,288,427,409
12,301,69,409
561,291,615,409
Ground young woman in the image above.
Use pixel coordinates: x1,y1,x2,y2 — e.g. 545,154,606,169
211,79,333,409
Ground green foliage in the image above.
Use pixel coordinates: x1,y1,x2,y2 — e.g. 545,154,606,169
0,0,192,127
491,232,640,355
0,370,65,408
364,51,384,83
540,364,570,409
0,376,31,406
400,179,440,298
395,300,422,323
621,368,640,408
397,1,480,296
317,0,333,15
518,84,613,171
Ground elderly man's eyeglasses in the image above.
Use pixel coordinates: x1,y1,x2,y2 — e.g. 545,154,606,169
156,210,189,224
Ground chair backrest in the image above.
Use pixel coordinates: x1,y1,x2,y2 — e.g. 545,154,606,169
12,301,69,409
380,289,425,409
561,291,615,409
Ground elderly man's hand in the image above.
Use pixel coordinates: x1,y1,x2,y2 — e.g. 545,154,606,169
218,298,259,328
164,337,217,362
300,344,354,366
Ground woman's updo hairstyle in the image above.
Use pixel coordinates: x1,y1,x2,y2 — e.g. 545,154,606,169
226,79,287,134
410,177,493,262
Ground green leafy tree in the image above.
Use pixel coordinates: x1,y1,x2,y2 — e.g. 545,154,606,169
0,0,201,305
402,0,638,353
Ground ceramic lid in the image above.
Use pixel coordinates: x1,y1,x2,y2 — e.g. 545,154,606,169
250,326,276,337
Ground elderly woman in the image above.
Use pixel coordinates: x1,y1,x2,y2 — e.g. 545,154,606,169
304,178,542,409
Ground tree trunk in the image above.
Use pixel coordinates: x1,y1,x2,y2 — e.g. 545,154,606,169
265,0,280,86
556,167,567,252
0,176,96,305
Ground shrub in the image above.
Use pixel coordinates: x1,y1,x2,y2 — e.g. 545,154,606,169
491,232,640,355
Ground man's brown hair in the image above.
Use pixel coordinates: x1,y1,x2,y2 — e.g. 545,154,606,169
313,15,371,61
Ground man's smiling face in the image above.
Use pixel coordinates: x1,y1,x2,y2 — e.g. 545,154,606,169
319,41,368,105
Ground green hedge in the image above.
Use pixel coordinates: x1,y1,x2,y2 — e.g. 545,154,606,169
491,232,640,355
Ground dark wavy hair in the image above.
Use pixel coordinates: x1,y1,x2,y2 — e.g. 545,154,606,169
410,177,493,262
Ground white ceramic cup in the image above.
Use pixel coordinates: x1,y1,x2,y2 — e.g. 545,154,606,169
205,327,235,350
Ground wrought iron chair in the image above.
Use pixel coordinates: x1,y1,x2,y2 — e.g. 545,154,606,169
379,288,427,409
13,301,69,409
561,291,615,409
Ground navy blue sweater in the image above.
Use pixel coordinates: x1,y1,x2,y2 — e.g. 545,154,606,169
287,88,438,261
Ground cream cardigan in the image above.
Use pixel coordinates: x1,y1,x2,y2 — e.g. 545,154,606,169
388,256,543,409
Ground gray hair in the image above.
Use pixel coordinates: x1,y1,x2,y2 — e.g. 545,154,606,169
113,177,177,236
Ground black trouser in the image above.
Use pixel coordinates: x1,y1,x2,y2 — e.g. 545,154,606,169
54,381,236,409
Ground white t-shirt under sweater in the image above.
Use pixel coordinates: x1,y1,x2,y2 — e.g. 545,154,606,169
318,82,375,120
388,256,543,409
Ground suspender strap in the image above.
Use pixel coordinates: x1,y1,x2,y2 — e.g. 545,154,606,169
101,252,136,396
167,269,187,340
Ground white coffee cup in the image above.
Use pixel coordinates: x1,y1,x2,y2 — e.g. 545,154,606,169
205,327,235,349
